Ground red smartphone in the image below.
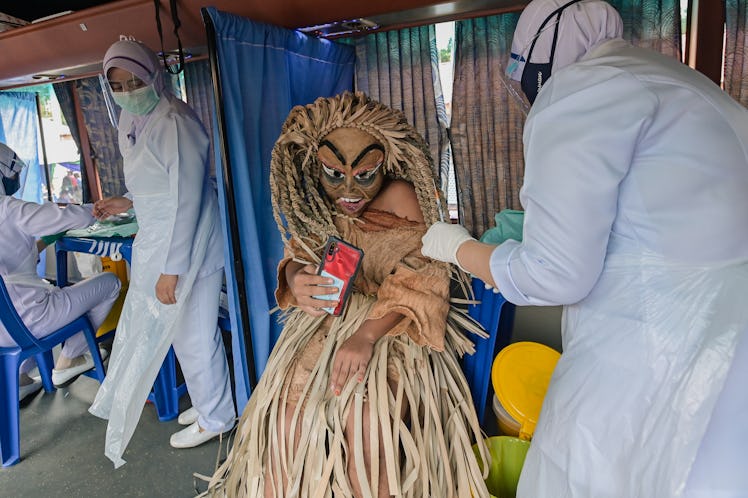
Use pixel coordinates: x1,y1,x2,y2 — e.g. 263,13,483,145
315,236,364,316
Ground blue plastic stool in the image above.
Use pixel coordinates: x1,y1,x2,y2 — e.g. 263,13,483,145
147,347,187,422
463,278,516,425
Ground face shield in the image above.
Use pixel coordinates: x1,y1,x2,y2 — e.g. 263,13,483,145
100,73,121,129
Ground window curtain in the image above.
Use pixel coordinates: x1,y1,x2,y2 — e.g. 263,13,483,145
725,0,748,106
74,77,126,197
451,15,525,237
351,26,449,183
452,0,681,237
183,59,217,177
204,7,355,409
608,0,681,58
53,81,91,203
0,91,43,204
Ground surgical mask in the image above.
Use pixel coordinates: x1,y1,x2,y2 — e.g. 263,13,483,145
1,174,20,196
520,0,583,104
111,84,160,115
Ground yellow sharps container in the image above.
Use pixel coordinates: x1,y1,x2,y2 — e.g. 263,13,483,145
491,341,560,441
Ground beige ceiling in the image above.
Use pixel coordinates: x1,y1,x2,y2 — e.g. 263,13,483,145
0,0,525,90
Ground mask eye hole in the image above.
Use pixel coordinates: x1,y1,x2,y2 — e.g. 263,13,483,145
322,163,345,182
354,162,382,181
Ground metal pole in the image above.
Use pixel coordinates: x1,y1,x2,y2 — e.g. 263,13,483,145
202,8,258,390
35,93,53,202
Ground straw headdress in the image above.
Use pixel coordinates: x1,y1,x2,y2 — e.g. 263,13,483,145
270,91,447,261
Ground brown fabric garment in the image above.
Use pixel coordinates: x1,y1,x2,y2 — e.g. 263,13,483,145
276,208,450,350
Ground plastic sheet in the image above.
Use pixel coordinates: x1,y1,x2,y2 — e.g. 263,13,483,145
517,235,748,497
88,189,215,468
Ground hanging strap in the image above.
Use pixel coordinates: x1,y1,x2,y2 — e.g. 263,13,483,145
153,0,185,75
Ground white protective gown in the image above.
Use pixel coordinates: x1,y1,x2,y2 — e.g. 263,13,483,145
490,39,748,497
89,94,233,468
0,197,121,360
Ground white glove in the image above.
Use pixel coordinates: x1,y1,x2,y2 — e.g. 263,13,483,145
421,221,476,270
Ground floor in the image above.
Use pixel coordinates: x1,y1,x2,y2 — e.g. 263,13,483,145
0,357,233,498
2,349,500,498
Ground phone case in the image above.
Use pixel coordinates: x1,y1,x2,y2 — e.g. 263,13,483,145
315,236,364,316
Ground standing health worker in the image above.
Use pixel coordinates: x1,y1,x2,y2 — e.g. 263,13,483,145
89,38,235,467
422,1,748,497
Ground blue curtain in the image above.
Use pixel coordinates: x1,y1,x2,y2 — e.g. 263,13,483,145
0,91,42,204
205,7,355,409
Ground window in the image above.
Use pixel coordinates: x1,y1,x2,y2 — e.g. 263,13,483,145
436,21,458,220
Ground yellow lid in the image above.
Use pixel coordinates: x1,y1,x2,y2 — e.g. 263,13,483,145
491,342,560,440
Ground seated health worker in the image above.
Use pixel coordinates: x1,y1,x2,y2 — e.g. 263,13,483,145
0,142,121,398
422,0,748,496
89,38,235,467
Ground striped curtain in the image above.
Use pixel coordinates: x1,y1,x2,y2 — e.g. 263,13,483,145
451,14,525,237
452,0,681,237
725,0,748,106
75,77,126,198
183,59,217,177
352,26,449,184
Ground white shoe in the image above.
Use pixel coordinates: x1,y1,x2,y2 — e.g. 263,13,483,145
19,379,42,402
52,354,94,387
169,422,220,449
177,406,199,426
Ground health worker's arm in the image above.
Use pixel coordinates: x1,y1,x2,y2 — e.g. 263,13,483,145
5,196,94,237
156,109,208,276
491,66,657,306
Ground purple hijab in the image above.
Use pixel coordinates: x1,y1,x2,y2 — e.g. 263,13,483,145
103,38,169,143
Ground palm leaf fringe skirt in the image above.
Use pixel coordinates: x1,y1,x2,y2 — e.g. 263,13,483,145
206,294,490,497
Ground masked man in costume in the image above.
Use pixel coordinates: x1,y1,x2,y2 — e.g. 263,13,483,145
207,92,490,498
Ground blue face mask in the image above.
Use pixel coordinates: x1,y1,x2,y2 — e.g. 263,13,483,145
2,174,20,196
112,84,160,115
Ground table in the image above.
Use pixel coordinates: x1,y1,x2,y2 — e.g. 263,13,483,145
55,235,187,422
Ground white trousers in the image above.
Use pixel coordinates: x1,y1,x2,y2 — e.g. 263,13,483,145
172,269,236,433
683,328,748,498
0,272,121,374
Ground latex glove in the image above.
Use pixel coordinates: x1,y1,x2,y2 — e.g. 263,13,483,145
421,221,475,271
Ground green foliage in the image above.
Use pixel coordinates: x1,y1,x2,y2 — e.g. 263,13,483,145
439,38,453,63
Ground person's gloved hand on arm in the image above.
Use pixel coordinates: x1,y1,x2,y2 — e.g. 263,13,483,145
421,221,500,289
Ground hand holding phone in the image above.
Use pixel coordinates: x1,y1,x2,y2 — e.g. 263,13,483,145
315,236,364,316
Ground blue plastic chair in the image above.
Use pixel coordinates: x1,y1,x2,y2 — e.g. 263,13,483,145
0,274,106,467
147,347,187,422
463,278,516,424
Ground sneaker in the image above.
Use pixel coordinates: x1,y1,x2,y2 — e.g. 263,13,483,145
177,406,199,426
52,354,94,387
19,379,42,402
169,422,221,449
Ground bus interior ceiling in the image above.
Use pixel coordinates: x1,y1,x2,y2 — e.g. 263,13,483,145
0,0,528,91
